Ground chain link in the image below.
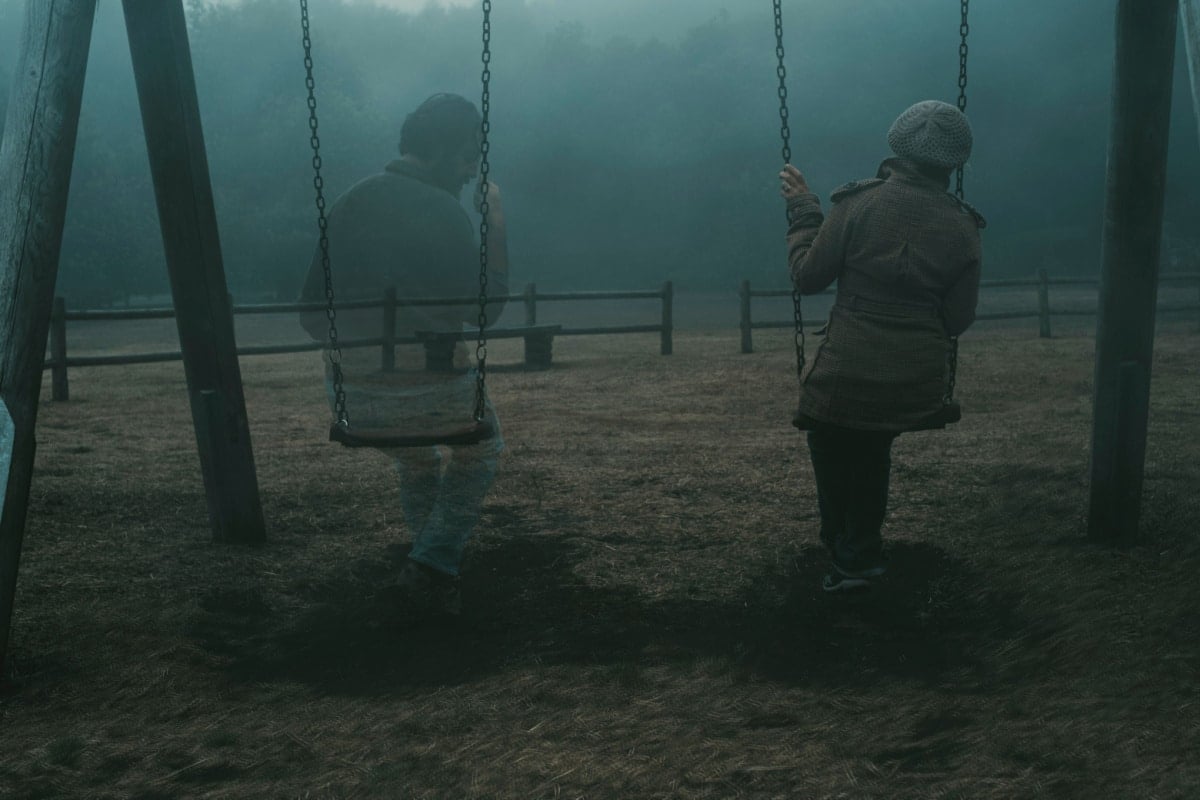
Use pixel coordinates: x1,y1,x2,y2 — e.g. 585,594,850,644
773,2,791,167
473,0,493,423
774,0,805,382
944,338,959,406
955,0,969,200
300,0,348,429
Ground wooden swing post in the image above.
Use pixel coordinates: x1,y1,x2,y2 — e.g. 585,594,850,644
0,0,99,677
1087,0,1179,542
122,0,265,545
1182,1,1200,152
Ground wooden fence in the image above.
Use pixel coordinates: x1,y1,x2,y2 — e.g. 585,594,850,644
43,282,673,401
737,270,1200,353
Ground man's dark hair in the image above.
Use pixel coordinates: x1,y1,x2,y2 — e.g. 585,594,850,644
399,93,482,160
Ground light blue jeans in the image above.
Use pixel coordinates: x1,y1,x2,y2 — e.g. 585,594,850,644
327,371,504,576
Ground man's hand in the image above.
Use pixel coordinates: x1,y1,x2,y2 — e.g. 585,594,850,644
779,164,810,203
473,179,503,217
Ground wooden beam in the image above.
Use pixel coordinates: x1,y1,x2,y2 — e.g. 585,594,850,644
0,0,98,675
122,0,265,544
1087,0,1179,543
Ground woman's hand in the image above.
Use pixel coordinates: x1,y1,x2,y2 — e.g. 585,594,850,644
779,164,810,202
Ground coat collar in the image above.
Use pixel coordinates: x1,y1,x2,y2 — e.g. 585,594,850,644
385,157,437,187
876,157,952,191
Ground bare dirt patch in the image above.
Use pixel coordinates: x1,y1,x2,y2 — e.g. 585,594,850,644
2,325,1198,799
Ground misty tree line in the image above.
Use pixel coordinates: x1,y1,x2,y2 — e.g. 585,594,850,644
1,0,1198,307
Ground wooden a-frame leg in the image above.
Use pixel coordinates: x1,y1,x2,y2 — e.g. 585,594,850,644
0,0,99,676
122,0,265,545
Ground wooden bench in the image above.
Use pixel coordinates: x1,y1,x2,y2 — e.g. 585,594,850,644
416,324,563,372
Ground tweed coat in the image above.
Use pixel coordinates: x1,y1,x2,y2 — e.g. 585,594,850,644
786,157,984,431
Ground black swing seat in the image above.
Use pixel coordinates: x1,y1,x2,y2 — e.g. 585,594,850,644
792,401,961,433
329,418,495,448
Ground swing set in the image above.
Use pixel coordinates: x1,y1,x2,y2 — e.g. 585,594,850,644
0,0,1185,674
306,0,973,444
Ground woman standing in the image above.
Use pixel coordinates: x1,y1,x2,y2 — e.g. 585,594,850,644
780,100,985,592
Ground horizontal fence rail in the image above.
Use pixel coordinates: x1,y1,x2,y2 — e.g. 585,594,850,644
737,270,1200,353
42,282,673,401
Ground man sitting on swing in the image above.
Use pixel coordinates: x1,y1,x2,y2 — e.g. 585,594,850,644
779,100,984,592
301,92,509,616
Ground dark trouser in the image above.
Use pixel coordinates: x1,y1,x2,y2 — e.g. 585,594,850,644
806,425,898,571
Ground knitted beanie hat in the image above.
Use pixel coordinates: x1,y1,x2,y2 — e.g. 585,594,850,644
887,100,973,169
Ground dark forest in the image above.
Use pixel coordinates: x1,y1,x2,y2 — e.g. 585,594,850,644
1,0,1198,306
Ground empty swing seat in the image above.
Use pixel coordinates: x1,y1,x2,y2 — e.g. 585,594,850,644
329,418,495,448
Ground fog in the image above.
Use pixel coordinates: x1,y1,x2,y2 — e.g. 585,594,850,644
1,0,1198,306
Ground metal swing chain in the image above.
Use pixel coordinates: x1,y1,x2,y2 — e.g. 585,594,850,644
955,0,969,201
300,0,349,429
473,0,493,423
946,0,969,406
774,0,805,381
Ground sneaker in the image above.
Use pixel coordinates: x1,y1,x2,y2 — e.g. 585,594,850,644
386,559,463,617
832,559,888,580
821,572,872,593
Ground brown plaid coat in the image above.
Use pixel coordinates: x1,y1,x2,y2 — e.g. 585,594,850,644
786,157,984,431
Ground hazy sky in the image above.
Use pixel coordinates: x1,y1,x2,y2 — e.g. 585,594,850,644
207,0,478,10
370,0,475,8
212,0,752,42
222,0,496,9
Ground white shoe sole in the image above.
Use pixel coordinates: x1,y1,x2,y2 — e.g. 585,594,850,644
822,574,872,593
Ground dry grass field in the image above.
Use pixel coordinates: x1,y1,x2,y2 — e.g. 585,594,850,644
1,321,1198,799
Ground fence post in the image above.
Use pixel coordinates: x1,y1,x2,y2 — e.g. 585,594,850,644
1037,268,1052,338
660,281,673,355
50,297,69,401
524,282,537,326
381,287,396,371
740,279,753,353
